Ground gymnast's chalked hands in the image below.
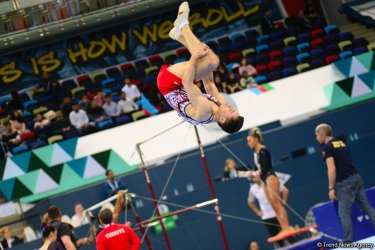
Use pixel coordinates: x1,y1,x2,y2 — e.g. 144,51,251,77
193,43,209,59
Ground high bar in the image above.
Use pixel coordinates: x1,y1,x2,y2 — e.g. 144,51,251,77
84,193,120,212
136,120,185,146
136,198,218,226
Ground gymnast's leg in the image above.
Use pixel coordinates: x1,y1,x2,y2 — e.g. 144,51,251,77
167,2,219,82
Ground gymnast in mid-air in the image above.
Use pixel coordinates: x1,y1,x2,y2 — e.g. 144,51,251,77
157,1,244,134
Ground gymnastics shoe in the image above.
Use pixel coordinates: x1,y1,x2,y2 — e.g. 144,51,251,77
173,1,190,27
169,27,179,40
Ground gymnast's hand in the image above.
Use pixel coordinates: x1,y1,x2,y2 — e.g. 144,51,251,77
192,43,209,59
329,189,337,201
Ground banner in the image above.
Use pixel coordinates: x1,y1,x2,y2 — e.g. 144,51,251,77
0,0,281,95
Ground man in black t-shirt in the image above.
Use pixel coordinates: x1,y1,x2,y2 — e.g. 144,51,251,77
315,124,375,243
48,206,77,250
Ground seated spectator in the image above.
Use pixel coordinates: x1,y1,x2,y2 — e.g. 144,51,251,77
296,9,312,32
87,100,110,124
223,158,249,180
53,110,75,134
1,122,21,158
79,95,91,112
9,110,27,134
226,72,242,94
240,71,257,88
122,77,140,102
33,72,62,97
102,94,120,119
69,103,97,135
1,226,23,249
117,92,138,114
249,240,260,250
304,5,319,20
34,113,51,130
94,89,106,108
213,62,228,80
261,8,283,34
71,203,90,228
103,170,126,197
213,74,225,93
61,96,73,117
239,58,257,77
6,90,23,114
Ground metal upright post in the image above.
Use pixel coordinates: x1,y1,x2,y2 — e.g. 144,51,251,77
136,145,172,250
126,193,154,250
194,126,230,250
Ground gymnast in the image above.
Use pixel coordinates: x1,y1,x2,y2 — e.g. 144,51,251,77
157,1,244,134
247,128,292,242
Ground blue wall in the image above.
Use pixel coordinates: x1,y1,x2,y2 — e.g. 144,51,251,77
20,100,375,250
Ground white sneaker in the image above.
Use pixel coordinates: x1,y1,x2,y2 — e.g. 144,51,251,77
173,1,190,27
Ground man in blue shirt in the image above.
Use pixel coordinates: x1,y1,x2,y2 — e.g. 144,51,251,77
315,123,375,243
103,170,126,197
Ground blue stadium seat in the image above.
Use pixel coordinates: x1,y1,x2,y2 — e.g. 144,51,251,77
229,43,244,53
255,45,270,55
255,55,270,66
231,33,246,44
296,42,311,53
23,100,39,111
352,37,369,48
311,49,325,60
324,25,340,35
102,78,117,89
282,67,298,77
244,29,259,40
296,53,311,64
112,85,123,93
116,115,132,125
218,37,232,47
106,67,122,79
253,75,267,84
283,47,298,57
63,130,81,139
270,31,283,41
112,95,121,103
325,44,341,56
30,140,47,149
257,35,270,45
61,80,77,92
353,47,368,55
173,58,186,64
142,76,156,85
267,72,283,82
97,119,114,130
311,59,326,69
282,57,298,68
206,41,219,51
297,32,311,43
270,40,285,51
339,51,353,60
134,59,150,72
12,145,29,155
338,31,354,41
324,34,339,45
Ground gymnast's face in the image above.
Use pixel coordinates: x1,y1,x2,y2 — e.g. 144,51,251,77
247,135,258,149
218,103,239,122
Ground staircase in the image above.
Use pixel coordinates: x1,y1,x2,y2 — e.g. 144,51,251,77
339,22,375,43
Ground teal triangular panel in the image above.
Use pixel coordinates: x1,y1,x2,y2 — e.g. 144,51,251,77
17,170,40,193
349,57,369,77
66,157,87,178
11,151,31,173
57,138,78,159
83,156,106,179
35,169,59,194
358,70,375,90
351,75,373,98
51,144,73,166
355,51,374,71
33,144,55,166
3,159,25,180
0,178,16,200
332,57,352,77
